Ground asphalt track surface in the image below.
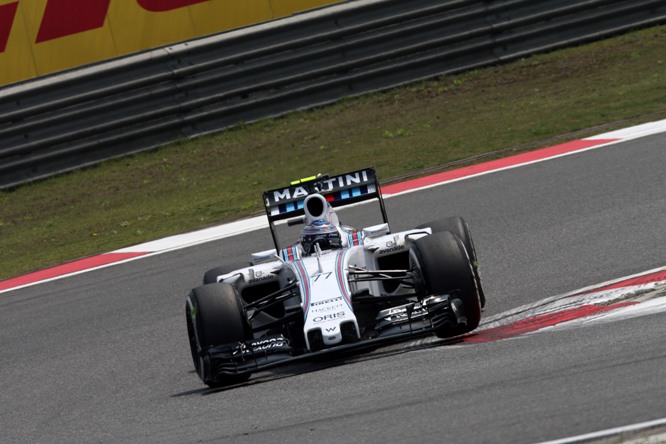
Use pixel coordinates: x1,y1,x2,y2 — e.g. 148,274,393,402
2,133,666,443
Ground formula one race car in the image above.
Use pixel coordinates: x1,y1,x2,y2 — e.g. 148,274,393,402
186,167,485,387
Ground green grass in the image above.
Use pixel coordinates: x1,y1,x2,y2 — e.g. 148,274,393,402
1,25,665,280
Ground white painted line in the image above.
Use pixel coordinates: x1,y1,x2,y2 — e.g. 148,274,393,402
535,417,666,444
589,119,666,140
115,216,268,253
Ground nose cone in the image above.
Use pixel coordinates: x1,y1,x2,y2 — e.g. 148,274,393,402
322,326,343,345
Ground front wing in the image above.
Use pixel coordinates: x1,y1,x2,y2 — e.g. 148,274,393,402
201,293,467,381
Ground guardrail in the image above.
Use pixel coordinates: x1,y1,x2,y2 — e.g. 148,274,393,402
1,0,665,189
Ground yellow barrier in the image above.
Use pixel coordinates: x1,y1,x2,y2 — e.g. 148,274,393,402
0,0,343,86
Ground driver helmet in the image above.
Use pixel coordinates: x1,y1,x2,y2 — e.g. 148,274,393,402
300,220,342,255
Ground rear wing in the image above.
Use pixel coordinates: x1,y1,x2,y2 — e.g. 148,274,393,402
262,167,388,250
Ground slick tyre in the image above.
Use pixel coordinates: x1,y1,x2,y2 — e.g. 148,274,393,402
410,231,481,338
203,263,247,285
417,217,486,308
186,283,251,387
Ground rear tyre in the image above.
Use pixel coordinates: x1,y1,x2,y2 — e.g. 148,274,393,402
186,283,252,387
410,231,481,338
417,217,486,308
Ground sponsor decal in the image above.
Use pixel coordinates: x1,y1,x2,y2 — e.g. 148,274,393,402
311,303,344,314
273,186,309,203
248,269,274,284
0,2,18,53
311,296,343,306
1,0,343,85
248,275,274,284
316,171,370,193
36,0,111,43
382,305,427,321
313,312,346,323
270,171,371,203
250,337,288,352
378,245,404,255
234,336,290,356
1,0,210,53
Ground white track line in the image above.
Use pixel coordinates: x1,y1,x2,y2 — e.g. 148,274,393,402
536,417,666,444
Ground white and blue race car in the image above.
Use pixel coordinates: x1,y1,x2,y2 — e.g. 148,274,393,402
186,167,485,387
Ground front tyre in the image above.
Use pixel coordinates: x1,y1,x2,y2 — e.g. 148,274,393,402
417,217,486,308
203,262,248,285
186,283,252,387
410,231,481,338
